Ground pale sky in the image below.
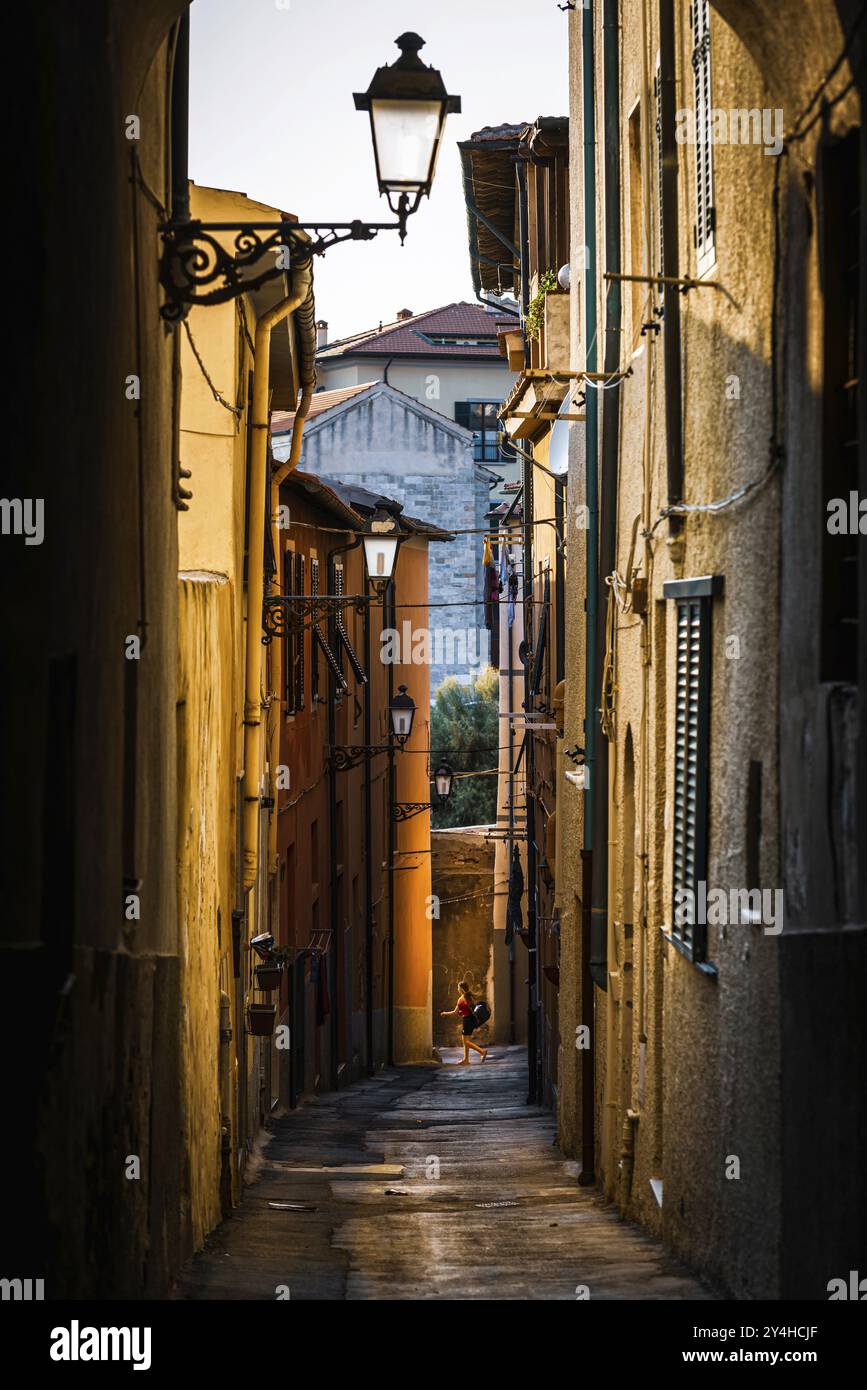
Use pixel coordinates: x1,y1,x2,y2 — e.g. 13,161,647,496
189,0,569,342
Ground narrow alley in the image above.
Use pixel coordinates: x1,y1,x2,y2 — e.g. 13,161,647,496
175,1049,714,1301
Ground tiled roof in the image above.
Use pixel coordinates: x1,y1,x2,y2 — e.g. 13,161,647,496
316,302,518,361
270,379,476,440
270,381,379,436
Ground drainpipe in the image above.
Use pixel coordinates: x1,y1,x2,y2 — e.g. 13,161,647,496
327,533,363,1089
363,596,375,1073
590,0,622,989
591,0,623,1186
517,157,532,367
659,0,684,529
516,142,538,1101
386,581,396,1068
579,0,599,1185
242,258,313,893
169,12,190,225
523,455,539,1104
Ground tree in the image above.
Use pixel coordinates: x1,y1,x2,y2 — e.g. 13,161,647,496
430,667,499,829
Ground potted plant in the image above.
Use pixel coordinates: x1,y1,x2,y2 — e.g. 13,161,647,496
246,1002,277,1036
255,962,282,991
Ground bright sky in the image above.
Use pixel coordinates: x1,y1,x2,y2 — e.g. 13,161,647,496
189,0,569,342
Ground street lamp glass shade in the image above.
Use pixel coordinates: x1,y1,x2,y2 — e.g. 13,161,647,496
354,33,461,201
369,98,445,193
362,531,399,587
433,762,454,803
389,685,416,743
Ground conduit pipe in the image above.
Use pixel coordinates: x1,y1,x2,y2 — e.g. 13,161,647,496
242,257,313,892
593,0,623,1190
578,0,599,1187
659,0,684,526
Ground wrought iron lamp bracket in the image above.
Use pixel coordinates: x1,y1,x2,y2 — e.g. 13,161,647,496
391,801,436,823
262,593,371,645
329,741,399,773
159,197,415,323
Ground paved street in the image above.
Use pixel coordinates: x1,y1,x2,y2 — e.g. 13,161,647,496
174,1047,716,1301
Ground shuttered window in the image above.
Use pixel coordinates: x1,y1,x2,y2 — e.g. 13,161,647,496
283,550,306,717
664,575,723,962
690,0,716,274
311,557,348,696
333,562,367,686
654,57,665,285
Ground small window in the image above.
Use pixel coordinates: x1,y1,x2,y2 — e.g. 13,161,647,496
664,575,723,962
690,0,716,275
455,400,511,462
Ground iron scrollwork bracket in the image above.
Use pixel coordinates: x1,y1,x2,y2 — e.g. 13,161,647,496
159,200,413,324
262,593,370,646
391,801,435,823
329,743,395,773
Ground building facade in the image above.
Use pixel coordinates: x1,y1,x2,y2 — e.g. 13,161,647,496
272,380,491,693
460,0,865,1300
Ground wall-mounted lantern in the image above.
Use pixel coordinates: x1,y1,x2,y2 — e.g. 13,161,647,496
363,507,402,592
389,685,416,744
355,33,462,228
160,30,460,321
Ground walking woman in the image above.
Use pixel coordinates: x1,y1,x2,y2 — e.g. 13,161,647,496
441,981,488,1065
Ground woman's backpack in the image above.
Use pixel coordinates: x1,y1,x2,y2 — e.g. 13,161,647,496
473,1000,491,1025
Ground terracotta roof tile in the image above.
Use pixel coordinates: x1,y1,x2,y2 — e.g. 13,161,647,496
316,301,518,360
270,381,379,435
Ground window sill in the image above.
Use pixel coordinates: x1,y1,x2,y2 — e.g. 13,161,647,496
660,925,718,978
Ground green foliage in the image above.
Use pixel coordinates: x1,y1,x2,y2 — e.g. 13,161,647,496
525,269,558,341
430,668,499,829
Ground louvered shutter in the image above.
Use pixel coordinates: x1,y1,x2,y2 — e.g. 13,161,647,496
531,569,551,698
691,0,716,274
454,401,472,430
334,563,367,686
294,553,305,711
665,576,722,961
654,58,665,286
283,549,296,715
311,557,348,693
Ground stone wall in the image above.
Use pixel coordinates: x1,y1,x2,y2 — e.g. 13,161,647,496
431,829,496,1050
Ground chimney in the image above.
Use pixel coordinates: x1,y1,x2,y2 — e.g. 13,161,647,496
396,308,413,321
315,319,328,348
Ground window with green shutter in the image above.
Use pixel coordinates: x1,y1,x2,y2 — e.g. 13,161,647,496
664,575,723,962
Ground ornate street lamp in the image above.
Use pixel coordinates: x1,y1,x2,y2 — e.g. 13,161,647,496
433,761,454,804
389,685,416,745
354,33,462,225
330,685,417,772
391,758,454,823
362,507,402,592
159,33,460,322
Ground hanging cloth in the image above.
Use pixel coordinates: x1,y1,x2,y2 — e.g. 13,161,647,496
483,561,499,630
507,561,518,628
505,847,525,946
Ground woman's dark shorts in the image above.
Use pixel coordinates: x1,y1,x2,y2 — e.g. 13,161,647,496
462,1016,476,1035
